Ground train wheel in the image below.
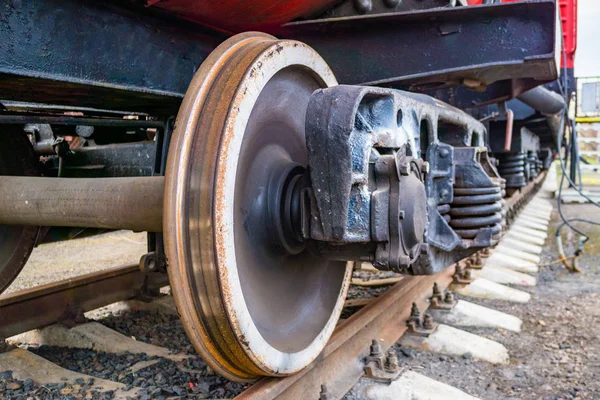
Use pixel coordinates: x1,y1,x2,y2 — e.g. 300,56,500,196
164,33,352,381
0,129,41,294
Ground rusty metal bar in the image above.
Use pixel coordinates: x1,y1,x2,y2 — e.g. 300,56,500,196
0,176,164,232
0,264,168,338
236,265,455,400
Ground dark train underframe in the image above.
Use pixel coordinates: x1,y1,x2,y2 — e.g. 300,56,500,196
0,0,570,382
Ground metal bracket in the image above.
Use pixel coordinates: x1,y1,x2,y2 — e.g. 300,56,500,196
139,251,166,275
452,261,473,285
468,253,484,269
282,1,558,108
304,85,487,275
406,303,438,336
429,282,456,310
363,340,402,382
138,252,167,300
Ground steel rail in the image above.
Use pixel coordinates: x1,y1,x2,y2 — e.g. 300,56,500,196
0,264,168,338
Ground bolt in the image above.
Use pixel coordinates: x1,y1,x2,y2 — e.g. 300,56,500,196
139,252,158,274
440,189,449,200
353,0,372,14
386,349,400,372
399,162,410,176
370,339,383,357
444,291,455,304
439,148,450,158
147,258,156,272
423,313,434,330
52,138,71,157
432,284,443,301
407,303,422,329
464,269,472,280
455,262,464,275
409,248,418,259
410,302,421,319
421,161,430,174
398,255,411,267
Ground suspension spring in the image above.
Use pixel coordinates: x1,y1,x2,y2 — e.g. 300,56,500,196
497,153,526,188
527,152,538,180
448,184,503,239
537,159,544,171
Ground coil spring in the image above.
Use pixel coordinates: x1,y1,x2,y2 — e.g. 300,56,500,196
537,159,543,171
527,153,538,179
497,153,526,188
448,184,503,239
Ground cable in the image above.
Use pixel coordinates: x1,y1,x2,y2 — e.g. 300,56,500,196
553,33,600,221
555,115,600,227
551,41,600,271
576,120,583,191
553,113,600,272
556,116,600,209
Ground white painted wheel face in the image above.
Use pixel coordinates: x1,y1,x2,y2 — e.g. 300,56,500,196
213,40,351,374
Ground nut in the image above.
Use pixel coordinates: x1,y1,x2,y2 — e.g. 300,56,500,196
444,291,455,304
353,0,372,14
370,339,383,357
422,313,434,330
398,162,410,176
386,349,400,372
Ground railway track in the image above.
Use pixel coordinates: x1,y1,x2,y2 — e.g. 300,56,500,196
0,169,557,399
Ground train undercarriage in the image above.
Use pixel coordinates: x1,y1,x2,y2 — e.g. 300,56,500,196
0,0,574,383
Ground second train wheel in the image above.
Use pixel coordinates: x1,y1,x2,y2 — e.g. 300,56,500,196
163,33,352,381
0,128,41,294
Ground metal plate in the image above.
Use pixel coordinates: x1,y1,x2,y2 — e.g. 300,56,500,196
281,1,558,107
0,0,223,113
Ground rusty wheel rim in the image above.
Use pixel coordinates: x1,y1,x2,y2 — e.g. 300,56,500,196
164,33,352,381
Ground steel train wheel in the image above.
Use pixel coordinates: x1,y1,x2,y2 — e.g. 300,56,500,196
164,33,352,381
0,129,41,294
